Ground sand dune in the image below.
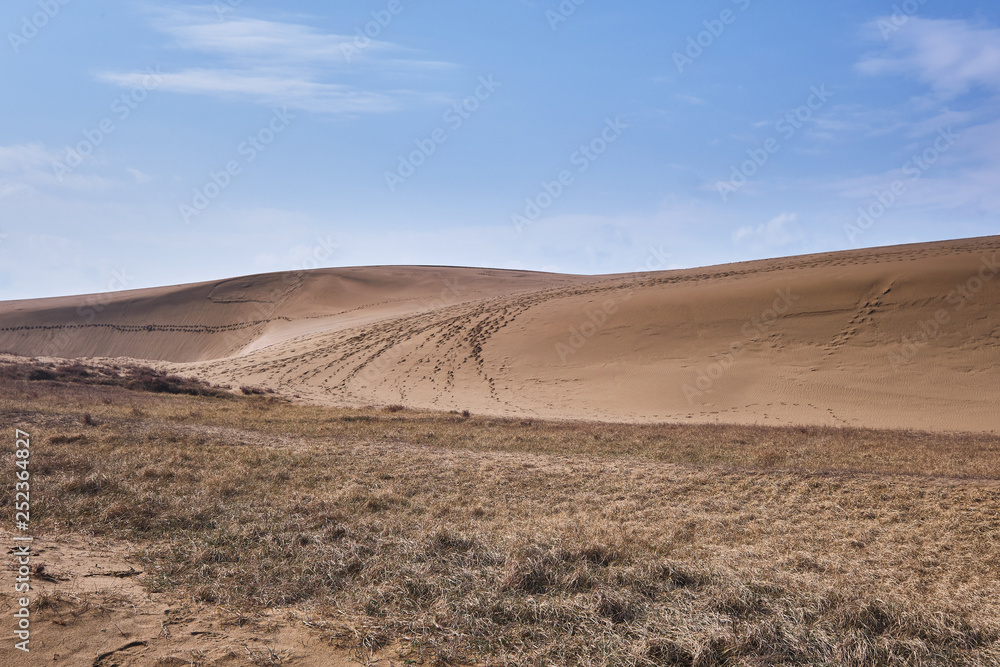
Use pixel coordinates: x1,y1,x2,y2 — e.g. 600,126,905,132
2,237,998,432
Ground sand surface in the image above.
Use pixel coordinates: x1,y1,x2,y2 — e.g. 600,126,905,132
0,530,400,665
2,237,998,433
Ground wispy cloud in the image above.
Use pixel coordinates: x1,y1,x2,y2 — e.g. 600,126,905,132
97,6,455,114
819,116,1000,216
126,167,152,184
676,93,707,106
858,18,1000,100
820,19,1000,218
0,143,111,193
96,69,420,114
806,105,907,140
733,212,803,247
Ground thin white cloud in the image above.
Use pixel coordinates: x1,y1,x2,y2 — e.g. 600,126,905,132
807,104,907,140
97,6,455,115
788,17,1000,224
127,167,152,184
901,107,976,137
819,118,1000,215
733,212,803,247
156,10,367,62
152,7,453,72
96,69,418,114
0,143,111,193
858,18,1000,100
676,93,707,106
0,143,59,172
0,183,30,198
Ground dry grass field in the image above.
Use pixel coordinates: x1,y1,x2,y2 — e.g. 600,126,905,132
3,357,999,665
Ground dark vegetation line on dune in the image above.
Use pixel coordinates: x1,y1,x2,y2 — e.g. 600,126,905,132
0,316,292,334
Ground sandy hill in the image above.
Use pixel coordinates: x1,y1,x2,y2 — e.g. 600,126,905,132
2,237,998,433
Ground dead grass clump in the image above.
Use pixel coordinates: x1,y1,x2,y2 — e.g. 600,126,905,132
577,544,620,567
642,638,697,666
32,446,95,489
423,529,479,558
128,368,229,397
502,544,624,596
502,548,563,595
595,591,639,624
244,644,291,665
29,590,131,625
832,596,997,650
28,367,57,381
615,561,711,595
63,471,118,496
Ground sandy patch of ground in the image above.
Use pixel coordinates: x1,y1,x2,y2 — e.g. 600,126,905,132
2,532,408,666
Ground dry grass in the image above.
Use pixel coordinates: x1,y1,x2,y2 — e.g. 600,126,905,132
2,357,999,665
0,358,231,397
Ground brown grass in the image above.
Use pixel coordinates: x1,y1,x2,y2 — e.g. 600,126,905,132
0,358,231,397
2,357,999,665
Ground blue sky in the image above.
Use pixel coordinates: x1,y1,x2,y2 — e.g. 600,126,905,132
1,0,998,299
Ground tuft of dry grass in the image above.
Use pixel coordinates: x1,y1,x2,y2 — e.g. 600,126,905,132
240,385,275,396
2,356,1000,665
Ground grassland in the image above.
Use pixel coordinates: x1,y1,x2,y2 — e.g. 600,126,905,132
2,357,999,665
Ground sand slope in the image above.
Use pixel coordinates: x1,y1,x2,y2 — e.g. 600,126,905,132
2,238,998,432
